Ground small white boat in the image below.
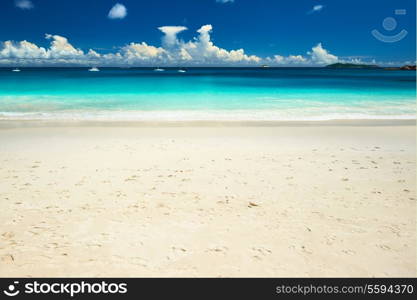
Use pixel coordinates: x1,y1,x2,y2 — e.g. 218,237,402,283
12,68,21,72
88,67,100,72
154,68,165,72
178,69,186,73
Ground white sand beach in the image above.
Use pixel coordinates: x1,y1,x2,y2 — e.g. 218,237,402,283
0,120,415,277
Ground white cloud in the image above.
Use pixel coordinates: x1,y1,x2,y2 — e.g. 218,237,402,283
180,24,261,64
313,5,324,12
86,49,100,58
0,40,47,59
122,42,166,64
308,4,324,14
0,26,344,66
0,35,86,65
288,55,307,63
45,34,84,58
108,3,127,19
308,43,338,65
267,43,338,66
272,54,307,64
15,0,33,10
216,0,235,3
158,26,188,47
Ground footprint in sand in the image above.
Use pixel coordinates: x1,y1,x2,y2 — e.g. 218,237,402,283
325,235,337,245
167,246,189,260
251,247,272,260
1,254,14,263
377,244,391,251
342,249,356,255
1,232,14,240
301,245,313,255
206,246,228,254
248,202,259,208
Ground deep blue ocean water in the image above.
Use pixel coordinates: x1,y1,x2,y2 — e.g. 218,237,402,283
0,67,415,120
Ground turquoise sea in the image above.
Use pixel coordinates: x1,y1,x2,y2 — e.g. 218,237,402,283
0,67,415,121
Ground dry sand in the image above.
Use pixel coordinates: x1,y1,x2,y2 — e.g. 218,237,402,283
0,121,415,277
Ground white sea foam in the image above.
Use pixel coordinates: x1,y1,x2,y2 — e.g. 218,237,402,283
0,110,415,121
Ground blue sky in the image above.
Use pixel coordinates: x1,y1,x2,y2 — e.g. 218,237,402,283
0,0,415,66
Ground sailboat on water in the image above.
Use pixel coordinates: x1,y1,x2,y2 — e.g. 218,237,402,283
88,67,100,72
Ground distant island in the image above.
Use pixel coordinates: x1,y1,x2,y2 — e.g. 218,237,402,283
385,65,417,71
326,62,416,71
325,63,380,69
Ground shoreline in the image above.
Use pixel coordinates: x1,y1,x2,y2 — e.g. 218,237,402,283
0,119,415,128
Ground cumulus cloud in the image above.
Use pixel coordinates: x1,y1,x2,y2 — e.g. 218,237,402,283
45,34,84,58
308,43,338,65
122,42,166,63
0,25,342,66
308,4,324,14
158,26,188,48
0,35,86,65
108,3,127,19
180,24,260,64
267,43,337,66
271,54,307,64
15,0,34,10
0,40,47,59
